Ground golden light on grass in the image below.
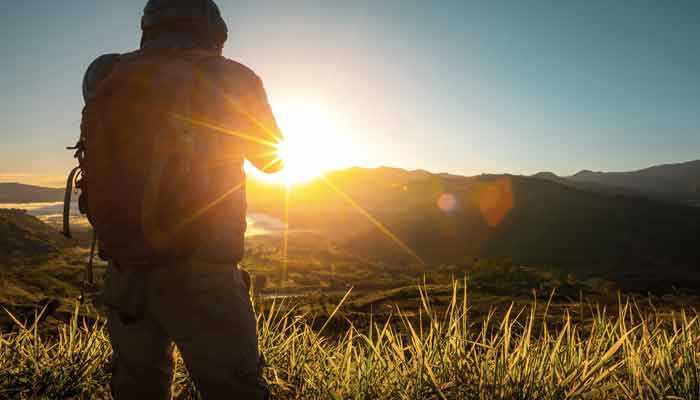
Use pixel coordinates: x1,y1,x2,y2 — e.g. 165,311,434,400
6,283,700,398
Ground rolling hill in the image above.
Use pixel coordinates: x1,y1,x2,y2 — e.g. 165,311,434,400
0,209,72,262
5,160,699,282
0,183,64,203
534,159,700,205
248,166,700,281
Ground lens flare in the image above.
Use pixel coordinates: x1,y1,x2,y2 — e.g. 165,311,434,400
437,193,458,214
474,178,513,227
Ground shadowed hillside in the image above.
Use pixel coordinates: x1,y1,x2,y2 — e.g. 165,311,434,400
6,163,700,281
358,174,699,275
0,183,64,203
0,209,72,262
248,167,700,282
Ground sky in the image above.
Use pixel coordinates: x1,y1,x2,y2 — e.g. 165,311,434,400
1,0,699,187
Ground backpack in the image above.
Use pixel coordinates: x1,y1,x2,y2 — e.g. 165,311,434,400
65,49,218,263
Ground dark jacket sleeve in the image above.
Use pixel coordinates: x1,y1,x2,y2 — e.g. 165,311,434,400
241,75,285,173
196,57,285,173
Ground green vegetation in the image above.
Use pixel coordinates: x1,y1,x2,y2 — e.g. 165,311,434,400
0,210,72,263
0,305,110,399
2,283,700,399
0,248,106,333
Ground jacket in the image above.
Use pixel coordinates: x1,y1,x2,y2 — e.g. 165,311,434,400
82,32,283,263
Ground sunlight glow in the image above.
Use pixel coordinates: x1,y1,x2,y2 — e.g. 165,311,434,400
248,102,355,185
237,100,421,266
173,96,419,267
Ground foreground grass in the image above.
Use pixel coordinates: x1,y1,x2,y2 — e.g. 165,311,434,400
1,282,700,399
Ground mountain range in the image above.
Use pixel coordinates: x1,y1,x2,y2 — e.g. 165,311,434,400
2,160,699,284
338,171,699,279
0,183,64,203
533,159,700,205
245,160,700,282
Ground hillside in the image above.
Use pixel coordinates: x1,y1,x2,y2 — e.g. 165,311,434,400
247,167,439,235
0,182,64,203
567,160,700,204
364,174,698,272
0,209,72,262
248,167,700,281
5,162,699,280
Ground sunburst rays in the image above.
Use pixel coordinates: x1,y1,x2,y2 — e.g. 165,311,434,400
172,108,423,272
317,175,425,266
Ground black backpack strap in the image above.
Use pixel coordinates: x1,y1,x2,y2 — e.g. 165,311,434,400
78,230,98,305
62,166,82,238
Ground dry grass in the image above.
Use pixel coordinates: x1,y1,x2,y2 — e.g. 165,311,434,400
1,280,699,399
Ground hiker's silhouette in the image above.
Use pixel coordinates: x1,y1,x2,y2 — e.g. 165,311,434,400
70,1,284,398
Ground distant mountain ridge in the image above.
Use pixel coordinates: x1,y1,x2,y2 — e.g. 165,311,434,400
6,160,697,205
5,161,700,281
246,164,700,282
0,183,64,204
532,160,700,204
337,170,699,276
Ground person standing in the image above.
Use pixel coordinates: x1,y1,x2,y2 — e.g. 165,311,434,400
75,1,284,398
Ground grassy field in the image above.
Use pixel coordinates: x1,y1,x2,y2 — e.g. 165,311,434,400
2,280,700,399
2,228,699,399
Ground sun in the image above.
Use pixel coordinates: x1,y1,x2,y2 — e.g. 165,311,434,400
248,102,353,185
273,139,318,183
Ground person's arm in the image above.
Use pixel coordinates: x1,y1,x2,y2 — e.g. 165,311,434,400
241,75,284,173
202,59,284,173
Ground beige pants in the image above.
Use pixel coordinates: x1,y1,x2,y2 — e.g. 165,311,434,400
102,258,268,399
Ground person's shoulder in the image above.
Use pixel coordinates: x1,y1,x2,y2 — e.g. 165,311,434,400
200,56,263,87
82,53,121,103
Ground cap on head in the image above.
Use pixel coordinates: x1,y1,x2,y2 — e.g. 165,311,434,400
142,0,228,48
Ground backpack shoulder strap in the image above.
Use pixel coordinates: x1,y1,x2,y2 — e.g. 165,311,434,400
62,166,81,238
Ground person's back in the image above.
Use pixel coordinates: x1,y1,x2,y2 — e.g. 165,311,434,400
80,1,283,398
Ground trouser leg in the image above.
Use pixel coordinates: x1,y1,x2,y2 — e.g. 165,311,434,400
107,308,175,400
150,261,269,400
103,262,175,400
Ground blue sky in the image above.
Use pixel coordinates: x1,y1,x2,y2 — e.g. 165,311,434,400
1,0,698,186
